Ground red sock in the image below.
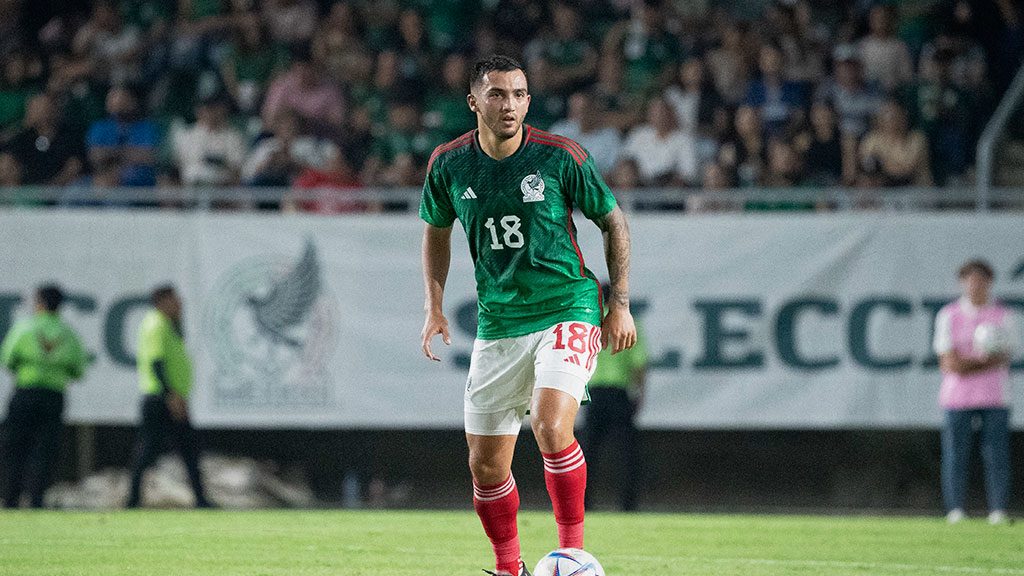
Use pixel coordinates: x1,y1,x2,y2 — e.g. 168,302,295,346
473,474,521,575
542,439,587,549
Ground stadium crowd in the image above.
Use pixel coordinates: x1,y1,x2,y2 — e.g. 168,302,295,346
0,0,1021,211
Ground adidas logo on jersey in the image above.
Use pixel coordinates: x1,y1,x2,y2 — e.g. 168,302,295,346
461,187,478,200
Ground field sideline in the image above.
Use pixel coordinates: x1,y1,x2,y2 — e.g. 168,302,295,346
0,510,1021,575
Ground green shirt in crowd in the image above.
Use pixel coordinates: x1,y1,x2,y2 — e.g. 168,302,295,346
137,309,192,397
0,312,87,392
590,322,648,390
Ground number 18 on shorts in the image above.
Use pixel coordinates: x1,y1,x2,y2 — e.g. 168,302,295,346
464,322,602,436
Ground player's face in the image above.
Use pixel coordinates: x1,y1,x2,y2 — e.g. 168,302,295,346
961,271,992,304
469,69,531,140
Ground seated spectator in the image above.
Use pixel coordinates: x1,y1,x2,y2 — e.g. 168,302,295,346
773,0,828,85
262,48,346,134
423,53,475,143
86,86,158,186
618,96,698,187
71,0,143,87
859,100,933,187
5,93,84,185
608,157,641,190
221,16,289,114
548,91,622,176
590,53,643,132
602,0,681,96
918,29,986,91
904,49,975,185
362,98,437,186
312,2,373,87
242,111,339,187
524,1,598,95
793,101,845,186
393,7,433,94
686,162,741,213
286,153,378,214
745,44,807,136
763,138,804,187
705,22,753,105
263,0,320,49
60,158,125,208
717,105,766,187
858,4,913,93
815,45,882,140
664,57,724,137
522,59,567,130
0,51,40,137
171,97,247,186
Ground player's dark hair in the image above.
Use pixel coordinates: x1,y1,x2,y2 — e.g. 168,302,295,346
36,283,64,312
470,54,524,89
958,259,995,280
151,284,177,306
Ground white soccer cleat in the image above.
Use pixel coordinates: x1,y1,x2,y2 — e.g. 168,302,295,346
988,510,1010,525
946,509,965,524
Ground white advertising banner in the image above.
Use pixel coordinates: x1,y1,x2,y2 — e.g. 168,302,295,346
0,210,1021,429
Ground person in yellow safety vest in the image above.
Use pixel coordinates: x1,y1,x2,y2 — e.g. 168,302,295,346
1,284,88,508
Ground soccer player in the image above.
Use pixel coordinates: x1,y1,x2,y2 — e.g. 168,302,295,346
419,55,636,576
1,284,88,508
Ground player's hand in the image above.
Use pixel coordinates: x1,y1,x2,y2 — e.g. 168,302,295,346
421,311,451,362
166,392,188,422
601,307,636,355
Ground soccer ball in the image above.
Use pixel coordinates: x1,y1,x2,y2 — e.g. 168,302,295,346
974,323,1011,355
533,548,605,576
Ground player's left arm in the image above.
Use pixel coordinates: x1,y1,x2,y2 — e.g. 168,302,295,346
595,206,636,354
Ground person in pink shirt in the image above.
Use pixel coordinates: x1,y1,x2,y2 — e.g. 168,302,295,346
933,259,1018,524
261,49,345,133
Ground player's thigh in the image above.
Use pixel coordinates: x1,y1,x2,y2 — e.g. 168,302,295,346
465,433,518,484
464,335,535,436
533,321,601,403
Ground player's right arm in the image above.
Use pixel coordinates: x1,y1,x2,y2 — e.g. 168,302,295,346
421,223,453,361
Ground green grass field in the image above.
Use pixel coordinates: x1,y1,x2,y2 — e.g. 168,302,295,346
0,510,1021,575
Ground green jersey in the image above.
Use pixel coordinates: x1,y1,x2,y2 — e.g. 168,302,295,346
0,312,87,392
420,126,617,339
137,309,193,397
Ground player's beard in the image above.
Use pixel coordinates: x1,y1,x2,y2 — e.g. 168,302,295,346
487,112,523,140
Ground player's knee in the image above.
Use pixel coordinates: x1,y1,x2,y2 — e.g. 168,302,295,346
531,415,572,452
468,452,508,485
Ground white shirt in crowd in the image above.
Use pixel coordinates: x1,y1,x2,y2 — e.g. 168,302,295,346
620,125,699,185
546,119,623,176
242,136,339,183
171,123,247,186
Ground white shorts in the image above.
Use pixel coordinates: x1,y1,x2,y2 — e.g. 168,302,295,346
465,321,602,436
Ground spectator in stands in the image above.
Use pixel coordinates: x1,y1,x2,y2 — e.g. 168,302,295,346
86,86,159,186
363,98,436,187
5,93,84,186
591,52,643,132
60,158,124,208
312,2,373,87
934,259,1016,525
705,22,753,105
918,27,987,92
0,51,40,137
763,138,804,187
794,101,845,186
744,43,807,136
904,48,974,185
72,0,143,87
718,105,765,187
393,7,433,94
858,100,932,187
423,53,475,143
687,161,740,212
0,151,23,187
549,90,623,177
815,45,882,141
261,48,346,134
602,0,681,97
858,4,913,93
262,0,319,49
608,157,641,190
771,0,827,85
221,16,289,115
243,110,339,187
171,96,247,187
286,152,378,214
524,1,598,95
619,96,698,187
664,57,723,137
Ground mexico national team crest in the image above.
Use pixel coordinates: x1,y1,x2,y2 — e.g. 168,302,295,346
203,240,338,409
521,171,546,202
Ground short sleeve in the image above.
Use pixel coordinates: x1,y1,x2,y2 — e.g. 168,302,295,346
419,161,456,228
933,307,953,355
567,153,618,221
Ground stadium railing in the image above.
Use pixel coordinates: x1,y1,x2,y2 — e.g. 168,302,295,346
2,185,1023,212
977,63,1024,211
